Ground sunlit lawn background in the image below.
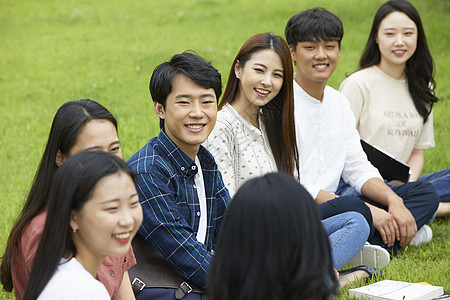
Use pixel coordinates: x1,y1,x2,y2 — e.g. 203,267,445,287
0,0,448,299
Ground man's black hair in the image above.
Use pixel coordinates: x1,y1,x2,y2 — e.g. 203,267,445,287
285,8,344,50
149,51,222,129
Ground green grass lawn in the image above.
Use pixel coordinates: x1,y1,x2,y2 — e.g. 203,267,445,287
0,0,448,299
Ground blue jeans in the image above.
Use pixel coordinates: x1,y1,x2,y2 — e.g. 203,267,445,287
321,212,370,270
335,179,439,254
337,169,450,203
336,179,359,197
319,195,374,240
418,168,450,202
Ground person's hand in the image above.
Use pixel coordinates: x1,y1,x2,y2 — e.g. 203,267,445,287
388,200,417,247
368,205,398,247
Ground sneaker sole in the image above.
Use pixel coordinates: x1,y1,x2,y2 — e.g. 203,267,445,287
350,244,390,269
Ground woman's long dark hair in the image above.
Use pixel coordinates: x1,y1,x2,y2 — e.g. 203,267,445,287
219,33,299,178
23,151,136,300
359,0,438,122
1,99,118,292
209,173,338,300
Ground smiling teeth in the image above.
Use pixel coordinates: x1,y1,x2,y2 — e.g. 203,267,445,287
314,64,327,68
187,124,203,129
114,233,130,239
393,50,405,53
255,88,269,94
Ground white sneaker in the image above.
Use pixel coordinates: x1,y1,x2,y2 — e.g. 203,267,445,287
350,242,390,269
410,224,433,246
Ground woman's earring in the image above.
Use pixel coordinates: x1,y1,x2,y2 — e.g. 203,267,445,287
72,228,77,233
236,75,240,79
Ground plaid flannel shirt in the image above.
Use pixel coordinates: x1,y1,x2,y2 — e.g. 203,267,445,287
127,130,230,289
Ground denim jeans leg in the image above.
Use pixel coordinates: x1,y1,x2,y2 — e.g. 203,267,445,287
388,181,439,232
319,196,374,240
418,168,450,202
365,180,439,253
321,212,370,270
336,178,359,197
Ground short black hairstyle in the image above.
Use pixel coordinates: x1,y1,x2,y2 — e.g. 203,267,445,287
285,8,344,50
149,51,222,129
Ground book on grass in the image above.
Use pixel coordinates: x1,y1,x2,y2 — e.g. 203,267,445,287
349,280,444,300
360,139,411,183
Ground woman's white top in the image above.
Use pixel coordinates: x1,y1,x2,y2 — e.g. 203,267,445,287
339,66,435,163
38,257,110,300
204,103,277,197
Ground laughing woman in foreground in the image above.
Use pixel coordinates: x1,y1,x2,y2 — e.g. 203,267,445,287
23,151,143,299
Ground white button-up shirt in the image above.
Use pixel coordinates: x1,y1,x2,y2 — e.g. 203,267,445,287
293,80,381,199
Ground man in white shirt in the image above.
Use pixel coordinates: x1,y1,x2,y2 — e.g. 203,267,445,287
284,8,439,255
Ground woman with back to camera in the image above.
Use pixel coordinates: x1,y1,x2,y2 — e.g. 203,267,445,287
204,32,380,285
0,99,137,299
209,172,339,300
23,151,143,299
339,0,449,218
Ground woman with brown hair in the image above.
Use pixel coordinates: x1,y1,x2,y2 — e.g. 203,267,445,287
205,33,376,286
204,32,298,197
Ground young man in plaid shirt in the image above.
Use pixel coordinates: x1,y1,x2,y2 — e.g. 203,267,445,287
128,52,230,299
